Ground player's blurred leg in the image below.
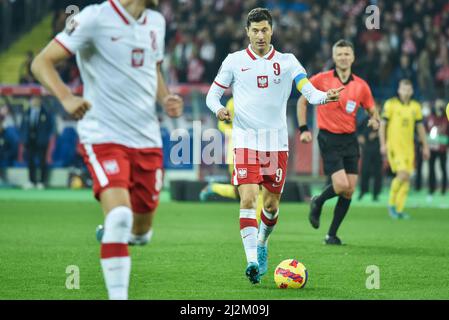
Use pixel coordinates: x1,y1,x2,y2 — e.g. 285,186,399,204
428,152,437,196
200,165,238,201
373,158,383,201
211,183,238,199
129,155,163,245
395,181,410,217
129,212,154,245
238,184,260,284
440,152,447,194
99,188,132,300
388,177,402,217
395,171,410,219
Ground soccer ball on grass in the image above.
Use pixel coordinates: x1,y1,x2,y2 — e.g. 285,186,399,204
274,259,308,289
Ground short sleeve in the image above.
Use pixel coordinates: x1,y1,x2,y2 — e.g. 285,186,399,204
382,100,392,120
54,5,98,54
360,82,375,110
290,55,307,81
214,55,234,89
414,103,423,122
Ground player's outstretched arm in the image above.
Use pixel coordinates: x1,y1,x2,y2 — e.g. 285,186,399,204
296,96,312,143
295,74,343,105
156,64,183,118
31,41,91,120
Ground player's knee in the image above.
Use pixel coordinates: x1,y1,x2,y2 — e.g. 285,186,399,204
240,196,257,209
342,190,354,199
397,171,410,182
346,184,356,197
100,188,131,214
263,201,279,214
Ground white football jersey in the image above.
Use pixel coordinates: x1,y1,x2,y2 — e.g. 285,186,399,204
213,45,306,151
55,0,166,148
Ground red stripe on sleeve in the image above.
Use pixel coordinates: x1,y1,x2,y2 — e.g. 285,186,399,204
213,81,229,89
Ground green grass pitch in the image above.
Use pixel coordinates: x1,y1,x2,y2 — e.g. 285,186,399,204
0,189,448,300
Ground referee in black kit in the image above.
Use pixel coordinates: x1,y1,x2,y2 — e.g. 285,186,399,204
296,40,380,245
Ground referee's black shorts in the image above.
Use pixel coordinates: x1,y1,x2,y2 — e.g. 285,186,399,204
317,129,360,176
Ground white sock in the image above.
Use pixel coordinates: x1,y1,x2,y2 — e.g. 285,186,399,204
129,229,153,245
257,208,279,246
101,206,132,300
239,209,258,264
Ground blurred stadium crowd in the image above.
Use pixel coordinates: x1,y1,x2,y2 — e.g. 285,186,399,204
1,0,449,193
17,0,449,100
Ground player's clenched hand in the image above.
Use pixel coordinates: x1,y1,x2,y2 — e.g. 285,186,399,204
367,118,380,131
61,95,91,120
163,94,183,118
326,86,345,102
217,108,231,121
300,131,312,143
380,145,387,156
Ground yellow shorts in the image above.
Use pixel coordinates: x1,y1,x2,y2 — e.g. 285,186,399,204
387,149,414,174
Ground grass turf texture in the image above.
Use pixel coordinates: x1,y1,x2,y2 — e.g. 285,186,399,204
0,189,448,299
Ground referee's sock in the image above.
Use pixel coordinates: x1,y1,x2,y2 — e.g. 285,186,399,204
328,196,352,237
316,184,337,206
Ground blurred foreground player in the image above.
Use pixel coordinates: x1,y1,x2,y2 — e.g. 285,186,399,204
380,79,429,219
206,8,343,284
297,39,380,245
31,0,183,299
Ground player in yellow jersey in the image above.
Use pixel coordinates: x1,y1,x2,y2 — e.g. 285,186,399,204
200,98,263,218
379,79,430,219
200,97,237,200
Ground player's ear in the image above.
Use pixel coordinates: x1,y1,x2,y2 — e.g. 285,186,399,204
245,27,250,37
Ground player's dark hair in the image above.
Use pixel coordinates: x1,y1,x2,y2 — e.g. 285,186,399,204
246,8,272,28
333,39,354,52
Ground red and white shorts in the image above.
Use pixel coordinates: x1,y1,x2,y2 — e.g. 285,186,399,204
80,143,164,213
232,148,288,194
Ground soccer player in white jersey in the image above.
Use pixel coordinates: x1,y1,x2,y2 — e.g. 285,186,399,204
31,0,183,300
206,8,343,284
